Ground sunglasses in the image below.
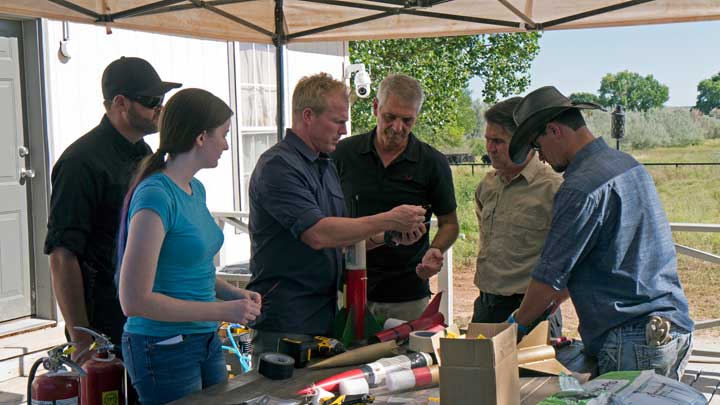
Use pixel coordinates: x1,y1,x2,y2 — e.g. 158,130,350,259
530,130,547,151
125,94,164,109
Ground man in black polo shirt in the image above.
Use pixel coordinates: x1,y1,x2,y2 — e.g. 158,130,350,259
247,73,426,353
45,57,180,364
333,74,459,321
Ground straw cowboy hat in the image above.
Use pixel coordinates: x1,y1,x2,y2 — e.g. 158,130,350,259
509,86,604,164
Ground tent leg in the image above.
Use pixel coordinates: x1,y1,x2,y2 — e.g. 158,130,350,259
275,0,286,142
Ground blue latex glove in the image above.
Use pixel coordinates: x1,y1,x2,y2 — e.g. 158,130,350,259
506,313,530,336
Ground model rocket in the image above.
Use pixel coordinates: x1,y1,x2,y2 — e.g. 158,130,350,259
297,351,434,395
517,320,571,376
333,196,383,345
371,291,445,343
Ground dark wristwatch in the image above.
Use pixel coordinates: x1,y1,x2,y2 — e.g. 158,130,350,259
384,231,400,247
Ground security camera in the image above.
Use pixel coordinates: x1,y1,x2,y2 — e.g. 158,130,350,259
58,21,71,64
354,69,371,98
345,63,372,99
58,41,71,64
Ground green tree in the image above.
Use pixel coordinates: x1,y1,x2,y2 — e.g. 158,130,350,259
412,90,477,150
569,92,601,105
472,99,487,137
349,33,540,147
695,72,720,114
598,71,669,112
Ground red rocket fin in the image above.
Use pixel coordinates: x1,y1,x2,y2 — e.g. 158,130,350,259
419,291,443,319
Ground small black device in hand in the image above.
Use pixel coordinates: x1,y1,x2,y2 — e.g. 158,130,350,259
384,219,431,247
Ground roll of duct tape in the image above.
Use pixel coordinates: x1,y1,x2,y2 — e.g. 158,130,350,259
258,352,294,380
408,331,437,353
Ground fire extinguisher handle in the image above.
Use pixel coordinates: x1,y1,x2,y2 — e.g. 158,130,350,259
60,357,87,377
74,326,116,353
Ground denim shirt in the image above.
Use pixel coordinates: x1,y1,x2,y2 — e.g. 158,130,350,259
247,130,346,335
532,138,693,355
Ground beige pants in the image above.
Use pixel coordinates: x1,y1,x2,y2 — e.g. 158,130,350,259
368,297,430,322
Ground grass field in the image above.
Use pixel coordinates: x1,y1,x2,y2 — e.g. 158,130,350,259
448,138,720,336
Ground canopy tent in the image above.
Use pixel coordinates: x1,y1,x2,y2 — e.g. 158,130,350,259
2,0,720,44
3,0,720,135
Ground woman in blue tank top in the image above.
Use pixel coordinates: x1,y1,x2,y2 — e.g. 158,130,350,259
117,88,262,404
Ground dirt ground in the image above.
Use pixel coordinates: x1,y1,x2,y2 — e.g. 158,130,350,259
433,263,718,339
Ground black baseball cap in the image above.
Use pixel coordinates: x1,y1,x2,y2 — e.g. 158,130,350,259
101,56,181,100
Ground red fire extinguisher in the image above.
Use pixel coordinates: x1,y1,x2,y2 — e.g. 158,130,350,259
27,343,86,405
75,327,126,405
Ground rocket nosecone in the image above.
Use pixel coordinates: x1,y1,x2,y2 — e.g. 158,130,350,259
308,340,399,369
296,368,367,396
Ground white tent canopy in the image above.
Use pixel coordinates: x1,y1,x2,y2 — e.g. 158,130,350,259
4,0,720,135
2,0,720,44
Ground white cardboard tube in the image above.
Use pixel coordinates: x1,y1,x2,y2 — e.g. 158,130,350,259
339,378,369,395
383,318,406,329
385,368,416,392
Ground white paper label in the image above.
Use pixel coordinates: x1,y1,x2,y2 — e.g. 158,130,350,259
31,397,79,405
368,356,412,386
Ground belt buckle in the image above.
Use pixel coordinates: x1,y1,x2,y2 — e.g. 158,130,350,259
645,316,672,346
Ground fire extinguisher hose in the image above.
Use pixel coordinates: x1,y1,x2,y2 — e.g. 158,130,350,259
27,357,45,403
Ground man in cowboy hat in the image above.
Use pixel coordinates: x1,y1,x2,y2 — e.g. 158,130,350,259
506,86,693,379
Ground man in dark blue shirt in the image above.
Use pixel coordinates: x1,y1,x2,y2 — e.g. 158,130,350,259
507,86,693,379
247,73,426,353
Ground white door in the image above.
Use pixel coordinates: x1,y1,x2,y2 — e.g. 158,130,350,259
0,36,32,321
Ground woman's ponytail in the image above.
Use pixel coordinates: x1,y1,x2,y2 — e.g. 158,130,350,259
115,149,167,288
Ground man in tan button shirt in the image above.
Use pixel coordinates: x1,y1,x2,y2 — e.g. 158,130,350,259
473,97,563,337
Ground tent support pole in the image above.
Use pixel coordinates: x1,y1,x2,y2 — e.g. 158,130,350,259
541,0,655,29
275,0,286,142
47,0,99,19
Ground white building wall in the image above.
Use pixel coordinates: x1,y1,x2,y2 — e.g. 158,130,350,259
286,41,347,103
42,21,347,266
43,21,233,211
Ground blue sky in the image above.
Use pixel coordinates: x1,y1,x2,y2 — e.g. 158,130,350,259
469,20,720,107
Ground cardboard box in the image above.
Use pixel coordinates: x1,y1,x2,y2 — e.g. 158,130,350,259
439,323,519,405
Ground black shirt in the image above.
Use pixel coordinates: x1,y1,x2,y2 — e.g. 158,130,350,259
332,128,457,302
247,130,346,335
44,115,151,285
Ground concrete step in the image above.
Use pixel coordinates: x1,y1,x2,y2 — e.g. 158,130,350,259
0,319,56,340
0,322,66,383
0,375,27,405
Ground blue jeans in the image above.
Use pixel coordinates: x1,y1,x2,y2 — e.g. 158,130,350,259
597,318,693,380
122,331,228,405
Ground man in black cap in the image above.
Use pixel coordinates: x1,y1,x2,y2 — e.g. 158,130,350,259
506,86,693,379
45,57,180,364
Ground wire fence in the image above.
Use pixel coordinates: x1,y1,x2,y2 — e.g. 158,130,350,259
450,162,720,175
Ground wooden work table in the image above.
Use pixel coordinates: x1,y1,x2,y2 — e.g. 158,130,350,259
170,342,597,405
